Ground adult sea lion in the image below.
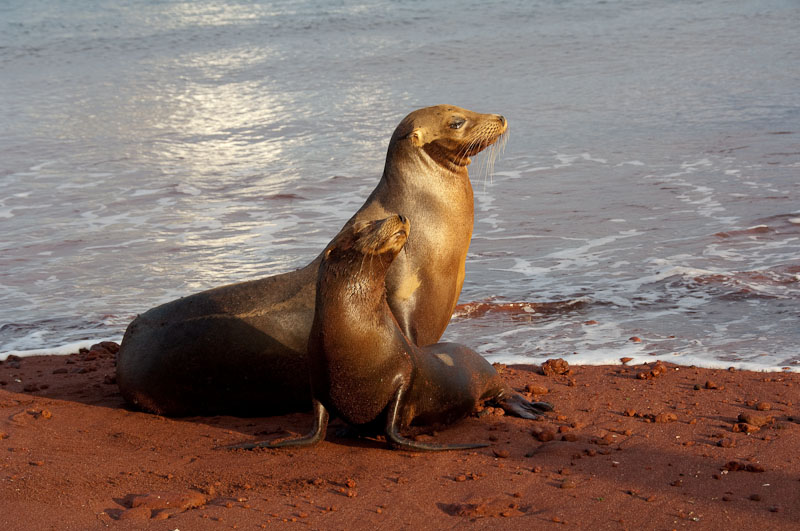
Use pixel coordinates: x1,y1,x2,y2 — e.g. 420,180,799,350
117,105,508,416
232,215,552,451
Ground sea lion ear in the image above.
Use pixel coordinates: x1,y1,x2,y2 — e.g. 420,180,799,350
408,128,425,147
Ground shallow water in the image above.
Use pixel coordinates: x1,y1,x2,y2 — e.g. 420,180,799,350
1,0,799,370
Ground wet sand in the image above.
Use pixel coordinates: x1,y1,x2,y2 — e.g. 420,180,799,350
1,343,798,529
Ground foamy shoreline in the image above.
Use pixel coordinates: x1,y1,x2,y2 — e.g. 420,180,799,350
3,337,798,373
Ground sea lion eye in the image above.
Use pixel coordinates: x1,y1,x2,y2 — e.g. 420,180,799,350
449,118,465,129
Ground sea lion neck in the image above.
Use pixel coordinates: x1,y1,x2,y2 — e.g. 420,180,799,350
382,140,469,188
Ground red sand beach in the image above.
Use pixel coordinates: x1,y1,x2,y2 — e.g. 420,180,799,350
1,343,798,530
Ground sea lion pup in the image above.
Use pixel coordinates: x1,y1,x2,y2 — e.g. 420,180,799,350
233,216,553,451
117,105,507,416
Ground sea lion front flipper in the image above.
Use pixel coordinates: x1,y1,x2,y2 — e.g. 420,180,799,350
384,386,488,452
493,392,554,420
229,400,329,450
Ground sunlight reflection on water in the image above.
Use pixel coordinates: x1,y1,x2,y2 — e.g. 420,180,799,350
1,0,798,369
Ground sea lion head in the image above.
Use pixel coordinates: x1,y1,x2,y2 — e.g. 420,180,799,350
324,214,411,270
389,105,508,168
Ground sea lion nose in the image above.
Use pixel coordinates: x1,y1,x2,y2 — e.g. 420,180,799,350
498,115,506,126
398,214,407,224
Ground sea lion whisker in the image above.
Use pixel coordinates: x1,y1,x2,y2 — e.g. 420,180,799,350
488,129,508,184
468,128,485,148
496,130,509,181
456,128,483,161
487,140,499,184
455,138,472,163
456,141,469,162
461,134,482,161
480,146,492,192
470,136,489,191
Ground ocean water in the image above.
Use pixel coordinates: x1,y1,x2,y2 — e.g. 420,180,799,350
1,0,798,370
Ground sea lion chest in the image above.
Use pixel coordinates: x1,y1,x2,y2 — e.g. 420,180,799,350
384,202,473,345
310,302,412,426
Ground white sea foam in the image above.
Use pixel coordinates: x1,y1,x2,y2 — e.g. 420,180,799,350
1,337,123,361
484,349,799,373
472,315,800,373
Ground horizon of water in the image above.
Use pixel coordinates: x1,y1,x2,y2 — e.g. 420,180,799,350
1,0,799,371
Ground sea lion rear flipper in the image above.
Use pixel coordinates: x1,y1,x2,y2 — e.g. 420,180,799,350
493,392,554,420
228,400,329,450
384,386,488,452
